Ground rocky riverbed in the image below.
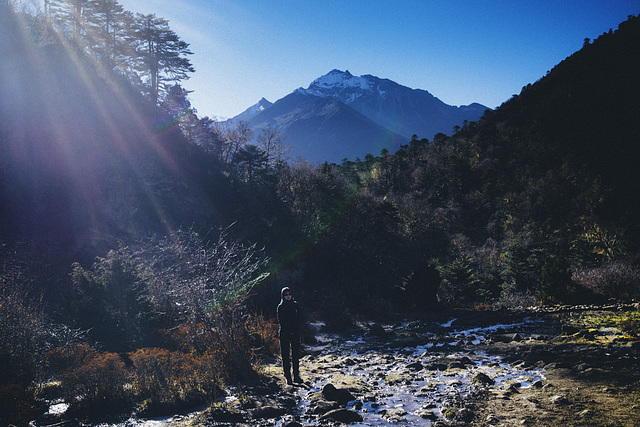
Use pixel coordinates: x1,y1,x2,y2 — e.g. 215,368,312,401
97,305,640,426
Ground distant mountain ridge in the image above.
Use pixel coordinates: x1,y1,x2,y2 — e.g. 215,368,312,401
232,70,489,163
228,97,273,124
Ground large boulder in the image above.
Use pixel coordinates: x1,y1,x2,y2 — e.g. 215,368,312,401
318,408,363,423
322,383,356,405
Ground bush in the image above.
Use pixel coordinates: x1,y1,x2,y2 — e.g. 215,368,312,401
146,307,262,387
0,276,47,384
207,306,257,383
572,261,640,300
493,291,539,310
129,348,222,416
58,350,131,418
244,313,280,357
0,268,49,425
43,343,97,378
0,383,46,427
70,249,152,352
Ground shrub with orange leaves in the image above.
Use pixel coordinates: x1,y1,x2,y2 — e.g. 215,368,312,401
129,348,223,416
43,343,97,377
245,313,280,356
58,350,131,417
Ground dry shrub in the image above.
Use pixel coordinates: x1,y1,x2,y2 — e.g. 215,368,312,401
58,350,131,417
154,309,264,383
207,307,256,383
0,278,47,384
41,309,270,420
129,348,222,415
43,344,132,418
473,303,494,311
43,343,97,377
245,313,280,357
572,261,640,300
493,291,538,309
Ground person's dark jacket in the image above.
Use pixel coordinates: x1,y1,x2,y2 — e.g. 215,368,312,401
277,287,301,336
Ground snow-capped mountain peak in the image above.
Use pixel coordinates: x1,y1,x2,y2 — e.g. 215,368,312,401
226,70,488,163
296,69,377,101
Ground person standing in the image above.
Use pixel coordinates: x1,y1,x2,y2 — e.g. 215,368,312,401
277,287,302,385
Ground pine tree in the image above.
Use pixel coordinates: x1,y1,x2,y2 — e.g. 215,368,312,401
131,13,194,105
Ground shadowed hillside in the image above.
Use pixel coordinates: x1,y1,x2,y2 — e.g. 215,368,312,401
0,10,259,264
469,14,640,237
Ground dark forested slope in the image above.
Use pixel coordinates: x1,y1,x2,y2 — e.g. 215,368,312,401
288,15,640,311
0,11,247,263
471,14,640,238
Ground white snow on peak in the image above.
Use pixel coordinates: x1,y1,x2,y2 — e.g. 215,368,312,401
296,70,375,100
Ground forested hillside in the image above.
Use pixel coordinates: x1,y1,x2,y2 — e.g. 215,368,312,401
1,2,639,424
0,2,296,270
283,14,640,313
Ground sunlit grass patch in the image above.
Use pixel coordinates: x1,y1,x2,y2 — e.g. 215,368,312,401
555,310,640,343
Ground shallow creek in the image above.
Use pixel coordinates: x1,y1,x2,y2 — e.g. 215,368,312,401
290,317,546,426
90,315,546,426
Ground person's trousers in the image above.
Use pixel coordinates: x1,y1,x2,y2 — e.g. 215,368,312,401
280,332,300,379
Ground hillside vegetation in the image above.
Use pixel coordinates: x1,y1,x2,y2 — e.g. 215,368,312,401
1,2,639,424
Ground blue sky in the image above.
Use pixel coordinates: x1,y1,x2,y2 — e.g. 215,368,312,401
117,0,639,120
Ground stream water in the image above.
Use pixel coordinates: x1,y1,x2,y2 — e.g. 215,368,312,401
75,314,546,426
288,317,546,426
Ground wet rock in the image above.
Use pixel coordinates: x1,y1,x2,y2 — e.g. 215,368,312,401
382,407,408,423
343,357,357,366
249,405,286,419
368,323,388,337
406,361,424,371
318,408,363,423
417,407,439,420
277,395,298,408
456,407,474,422
442,407,460,421
208,406,246,423
493,333,523,342
425,362,448,371
472,372,495,386
322,383,356,405
307,399,339,415
448,360,467,369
